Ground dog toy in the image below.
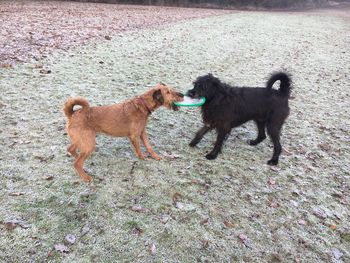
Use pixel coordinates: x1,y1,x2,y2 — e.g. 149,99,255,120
173,96,206,107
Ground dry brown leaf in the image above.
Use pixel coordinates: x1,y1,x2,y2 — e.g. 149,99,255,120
224,218,235,228
39,69,51,74
1,63,12,68
202,240,209,248
172,192,182,204
4,222,17,230
200,217,209,225
329,224,337,230
319,143,331,152
4,219,30,229
131,227,143,236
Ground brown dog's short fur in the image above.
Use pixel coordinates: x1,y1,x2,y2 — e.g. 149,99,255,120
63,83,183,182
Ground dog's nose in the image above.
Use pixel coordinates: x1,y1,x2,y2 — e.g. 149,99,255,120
187,90,194,97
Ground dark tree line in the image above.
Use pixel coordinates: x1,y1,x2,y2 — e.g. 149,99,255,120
67,0,331,9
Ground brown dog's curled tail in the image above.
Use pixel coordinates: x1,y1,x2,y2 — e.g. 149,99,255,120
63,97,90,118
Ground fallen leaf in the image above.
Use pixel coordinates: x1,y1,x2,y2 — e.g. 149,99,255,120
269,200,280,208
4,219,30,229
9,192,25,196
200,217,209,225
329,224,337,230
175,202,184,209
319,143,331,152
172,192,182,202
270,166,280,172
1,63,12,68
39,69,51,74
298,219,307,226
332,248,343,260
268,178,276,187
313,207,327,219
46,176,54,181
224,218,235,228
81,225,90,236
149,243,156,255
238,234,251,248
4,222,17,230
172,192,183,208
65,234,76,244
131,227,143,236
202,240,209,248
131,205,147,213
271,253,282,262
54,244,69,253
160,214,170,224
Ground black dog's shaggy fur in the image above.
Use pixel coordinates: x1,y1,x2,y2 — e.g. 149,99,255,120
187,72,292,165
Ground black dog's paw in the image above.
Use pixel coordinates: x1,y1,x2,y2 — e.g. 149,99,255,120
248,140,258,146
267,159,278,165
205,152,218,160
189,140,198,147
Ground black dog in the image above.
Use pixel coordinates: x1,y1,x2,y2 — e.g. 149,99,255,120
187,72,292,165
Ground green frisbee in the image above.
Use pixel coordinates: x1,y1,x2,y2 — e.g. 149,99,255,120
174,96,206,107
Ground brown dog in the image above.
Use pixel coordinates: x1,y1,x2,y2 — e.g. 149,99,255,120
63,83,184,182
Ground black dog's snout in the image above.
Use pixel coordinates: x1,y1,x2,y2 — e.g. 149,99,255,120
187,90,195,98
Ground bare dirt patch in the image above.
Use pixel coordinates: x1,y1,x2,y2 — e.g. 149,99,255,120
0,0,231,64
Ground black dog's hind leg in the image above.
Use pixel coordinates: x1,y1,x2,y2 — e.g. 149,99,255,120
249,121,267,146
206,127,230,160
189,125,211,147
266,123,282,165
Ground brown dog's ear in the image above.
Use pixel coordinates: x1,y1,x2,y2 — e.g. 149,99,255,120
153,89,164,104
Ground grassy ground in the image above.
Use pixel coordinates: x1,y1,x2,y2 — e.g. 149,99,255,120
1,4,350,263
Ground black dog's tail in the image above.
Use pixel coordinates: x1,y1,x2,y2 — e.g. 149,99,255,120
266,71,292,97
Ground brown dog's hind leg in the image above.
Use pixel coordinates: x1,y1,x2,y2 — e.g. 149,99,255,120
72,130,96,182
129,135,145,160
74,153,93,182
67,144,78,158
141,130,161,160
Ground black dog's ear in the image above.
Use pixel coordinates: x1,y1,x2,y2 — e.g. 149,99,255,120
153,89,164,104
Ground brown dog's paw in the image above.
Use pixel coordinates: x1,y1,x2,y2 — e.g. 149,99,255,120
82,175,93,183
138,154,146,160
152,155,161,161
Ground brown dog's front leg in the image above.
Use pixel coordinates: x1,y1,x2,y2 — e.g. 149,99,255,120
141,130,161,160
129,135,145,160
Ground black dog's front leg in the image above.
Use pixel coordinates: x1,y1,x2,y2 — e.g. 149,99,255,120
189,125,211,147
206,128,230,160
